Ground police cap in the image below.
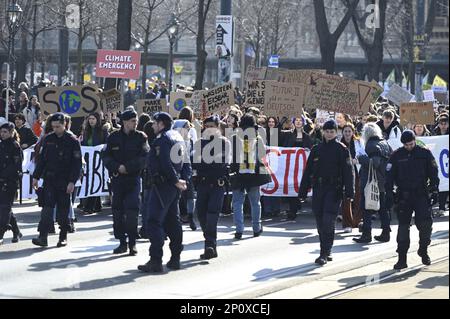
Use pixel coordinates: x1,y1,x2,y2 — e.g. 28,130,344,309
203,115,220,126
49,112,66,124
323,119,338,131
121,108,138,121
401,130,416,144
153,112,173,124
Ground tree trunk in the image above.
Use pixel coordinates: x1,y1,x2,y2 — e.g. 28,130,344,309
142,43,149,98
194,0,207,90
105,0,133,90
30,1,38,87
319,39,338,74
77,0,84,85
16,28,28,86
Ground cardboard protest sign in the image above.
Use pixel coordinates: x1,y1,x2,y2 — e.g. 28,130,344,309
202,82,235,117
246,66,267,82
435,91,449,104
264,67,288,81
38,84,101,117
244,80,266,109
400,102,435,126
385,84,414,106
304,73,382,116
277,69,326,85
264,81,306,118
169,91,194,118
190,90,207,119
136,99,167,116
98,89,122,114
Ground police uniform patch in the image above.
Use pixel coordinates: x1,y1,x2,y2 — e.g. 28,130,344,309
386,163,392,172
313,157,319,162
112,146,120,151
155,146,161,156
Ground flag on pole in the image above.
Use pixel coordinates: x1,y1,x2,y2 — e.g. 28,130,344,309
433,75,447,88
386,69,395,87
422,72,431,90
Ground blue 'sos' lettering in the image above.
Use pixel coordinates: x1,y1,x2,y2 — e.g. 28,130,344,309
440,149,449,178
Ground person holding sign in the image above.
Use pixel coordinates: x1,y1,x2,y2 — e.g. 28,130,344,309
31,113,82,248
0,122,23,246
386,131,440,270
102,109,149,256
298,120,355,266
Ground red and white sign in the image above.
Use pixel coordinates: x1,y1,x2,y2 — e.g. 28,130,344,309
96,49,141,79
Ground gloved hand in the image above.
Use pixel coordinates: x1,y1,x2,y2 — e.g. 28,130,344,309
385,191,394,210
430,191,439,206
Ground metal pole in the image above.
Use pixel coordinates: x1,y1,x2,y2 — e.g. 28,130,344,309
414,0,425,102
221,0,232,15
169,39,174,92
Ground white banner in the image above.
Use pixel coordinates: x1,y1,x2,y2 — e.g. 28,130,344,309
21,145,110,200
262,138,449,197
261,147,310,197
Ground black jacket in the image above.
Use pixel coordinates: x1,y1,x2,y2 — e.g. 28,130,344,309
17,126,38,148
299,138,355,199
282,129,313,149
0,138,23,184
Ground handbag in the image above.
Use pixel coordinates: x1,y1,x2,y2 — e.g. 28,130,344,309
364,159,380,211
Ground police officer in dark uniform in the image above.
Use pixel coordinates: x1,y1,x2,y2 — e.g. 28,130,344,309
192,115,231,260
299,119,355,266
32,113,82,248
102,109,149,256
0,122,23,245
386,130,440,270
138,112,188,273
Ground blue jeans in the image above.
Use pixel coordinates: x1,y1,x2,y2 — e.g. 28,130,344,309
360,192,391,232
232,187,262,234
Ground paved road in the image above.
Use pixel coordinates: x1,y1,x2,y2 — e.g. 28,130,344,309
0,201,448,299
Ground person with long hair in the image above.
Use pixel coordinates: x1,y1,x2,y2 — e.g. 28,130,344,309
353,122,393,244
23,95,41,129
80,113,109,214
340,123,363,233
0,122,23,245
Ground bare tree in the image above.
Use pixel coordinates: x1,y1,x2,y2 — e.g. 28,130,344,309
193,0,213,90
313,0,360,74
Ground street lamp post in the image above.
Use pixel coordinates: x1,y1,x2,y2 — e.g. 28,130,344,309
5,0,23,120
167,14,179,93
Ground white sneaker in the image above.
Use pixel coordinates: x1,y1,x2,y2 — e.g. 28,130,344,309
434,210,445,218
343,227,353,233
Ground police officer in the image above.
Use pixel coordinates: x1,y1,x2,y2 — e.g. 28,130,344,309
299,119,355,265
386,130,440,270
138,112,188,273
32,113,82,248
102,109,149,256
192,115,231,260
0,122,23,245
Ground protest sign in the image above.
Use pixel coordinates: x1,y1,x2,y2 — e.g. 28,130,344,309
202,82,235,117
38,84,101,117
21,145,110,200
136,99,167,116
245,65,267,82
98,89,122,114
385,83,414,106
277,69,326,85
244,80,266,109
400,102,435,126
304,73,382,116
423,89,435,102
315,109,335,127
169,91,194,118
264,81,306,118
96,49,141,79
435,91,449,104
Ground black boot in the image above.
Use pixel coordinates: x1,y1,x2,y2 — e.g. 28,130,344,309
200,247,218,260
10,218,23,243
353,230,372,244
128,240,138,256
188,215,197,231
32,234,48,247
315,255,328,266
138,259,163,273
57,231,68,248
167,256,181,270
287,211,297,221
0,229,5,246
418,248,431,266
374,228,391,243
68,219,76,234
393,254,408,270
113,239,128,254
